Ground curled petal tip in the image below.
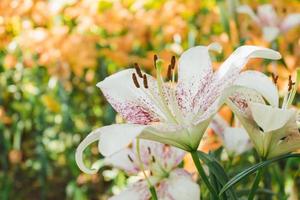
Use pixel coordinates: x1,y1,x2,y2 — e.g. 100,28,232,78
75,149,99,174
75,129,102,174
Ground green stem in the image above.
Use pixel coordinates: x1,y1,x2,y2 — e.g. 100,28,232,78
136,139,158,200
248,168,264,200
190,151,219,200
150,186,158,200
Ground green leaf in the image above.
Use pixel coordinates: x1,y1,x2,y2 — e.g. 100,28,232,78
197,151,238,200
219,153,300,196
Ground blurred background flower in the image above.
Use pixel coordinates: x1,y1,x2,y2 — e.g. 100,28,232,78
0,0,299,199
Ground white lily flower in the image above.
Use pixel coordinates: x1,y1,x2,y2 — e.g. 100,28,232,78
237,4,300,42
76,44,281,174
226,70,300,159
106,140,200,200
210,114,252,156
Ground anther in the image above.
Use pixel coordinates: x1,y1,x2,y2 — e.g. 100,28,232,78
258,126,264,132
153,54,158,68
167,64,172,80
134,63,143,78
152,156,156,162
143,74,148,89
170,56,176,69
271,73,278,84
127,154,134,162
147,147,151,154
288,75,295,91
132,73,140,88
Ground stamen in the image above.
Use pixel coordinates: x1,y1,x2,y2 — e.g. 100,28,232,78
143,74,148,89
258,126,264,132
134,63,143,78
147,147,151,154
132,73,140,88
271,73,278,84
167,64,172,80
153,54,158,68
152,156,156,162
288,75,295,91
127,154,134,162
170,56,176,69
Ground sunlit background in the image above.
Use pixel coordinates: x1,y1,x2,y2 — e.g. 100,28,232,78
0,0,299,199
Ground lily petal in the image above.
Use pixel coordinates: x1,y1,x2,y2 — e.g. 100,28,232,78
176,45,216,114
157,169,200,200
237,5,260,24
280,14,300,32
268,132,300,158
262,26,280,42
216,45,281,80
226,87,266,155
99,124,148,157
97,69,164,124
257,4,278,27
223,127,251,155
249,102,297,132
75,128,102,174
109,180,150,200
210,114,229,139
235,70,279,107
104,148,139,174
146,141,185,173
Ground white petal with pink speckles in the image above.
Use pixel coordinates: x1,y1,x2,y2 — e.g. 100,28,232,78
157,169,200,200
234,70,279,107
109,180,151,200
97,69,165,124
176,45,214,116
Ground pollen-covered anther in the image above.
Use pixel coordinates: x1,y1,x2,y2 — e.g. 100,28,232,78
132,73,140,88
288,75,295,91
152,155,156,162
153,54,158,68
170,55,176,69
142,74,149,89
127,154,134,162
271,73,278,84
134,63,143,78
167,64,172,80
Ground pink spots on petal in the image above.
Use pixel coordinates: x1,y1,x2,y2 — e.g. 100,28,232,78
229,89,265,116
103,93,161,125
176,69,213,116
120,103,160,125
